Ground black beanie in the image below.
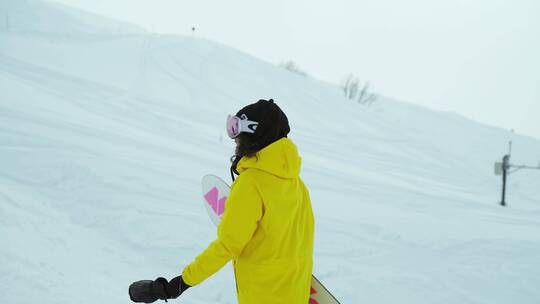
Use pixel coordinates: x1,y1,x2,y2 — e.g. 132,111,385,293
235,98,290,151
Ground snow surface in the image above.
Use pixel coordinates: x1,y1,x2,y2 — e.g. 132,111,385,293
1,1,540,303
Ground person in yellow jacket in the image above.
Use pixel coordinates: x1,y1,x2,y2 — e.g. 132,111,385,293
129,99,315,304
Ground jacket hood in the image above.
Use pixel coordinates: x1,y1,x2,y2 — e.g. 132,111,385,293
237,138,301,179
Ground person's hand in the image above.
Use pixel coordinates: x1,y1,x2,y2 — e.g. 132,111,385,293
129,276,190,303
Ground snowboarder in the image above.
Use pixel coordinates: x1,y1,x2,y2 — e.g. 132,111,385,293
129,99,315,303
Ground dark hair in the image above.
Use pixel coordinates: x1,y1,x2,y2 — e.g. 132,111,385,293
230,133,258,179
235,133,259,159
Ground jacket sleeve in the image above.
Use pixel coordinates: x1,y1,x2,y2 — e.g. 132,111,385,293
182,174,263,286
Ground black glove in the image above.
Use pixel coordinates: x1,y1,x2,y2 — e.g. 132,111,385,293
129,276,190,303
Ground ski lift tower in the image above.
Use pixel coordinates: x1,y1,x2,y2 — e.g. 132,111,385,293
494,141,540,206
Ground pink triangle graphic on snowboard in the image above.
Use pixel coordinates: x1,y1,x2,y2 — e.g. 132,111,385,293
204,187,226,216
217,197,226,215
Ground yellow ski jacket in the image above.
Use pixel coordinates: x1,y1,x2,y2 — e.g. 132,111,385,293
182,138,314,304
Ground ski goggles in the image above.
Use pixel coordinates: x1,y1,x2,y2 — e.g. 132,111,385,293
226,114,259,138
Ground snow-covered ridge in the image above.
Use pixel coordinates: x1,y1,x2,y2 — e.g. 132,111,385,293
0,0,144,36
1,1,540,303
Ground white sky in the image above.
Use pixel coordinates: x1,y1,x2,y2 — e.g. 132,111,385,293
53,0,540,140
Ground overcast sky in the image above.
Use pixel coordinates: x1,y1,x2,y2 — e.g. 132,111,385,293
53,0,540,140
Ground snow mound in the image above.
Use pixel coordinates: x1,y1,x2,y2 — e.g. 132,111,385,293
0,0,144,36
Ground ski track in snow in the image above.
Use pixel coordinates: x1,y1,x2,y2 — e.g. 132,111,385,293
1,1,540,303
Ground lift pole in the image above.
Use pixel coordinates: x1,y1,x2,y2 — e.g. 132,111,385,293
500,154,509,206
495,141,540,207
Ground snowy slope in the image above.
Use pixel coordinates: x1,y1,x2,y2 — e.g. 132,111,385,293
1,1,539,303
0,0,143,35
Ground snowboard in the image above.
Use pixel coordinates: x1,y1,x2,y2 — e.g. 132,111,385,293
201,174,340,304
